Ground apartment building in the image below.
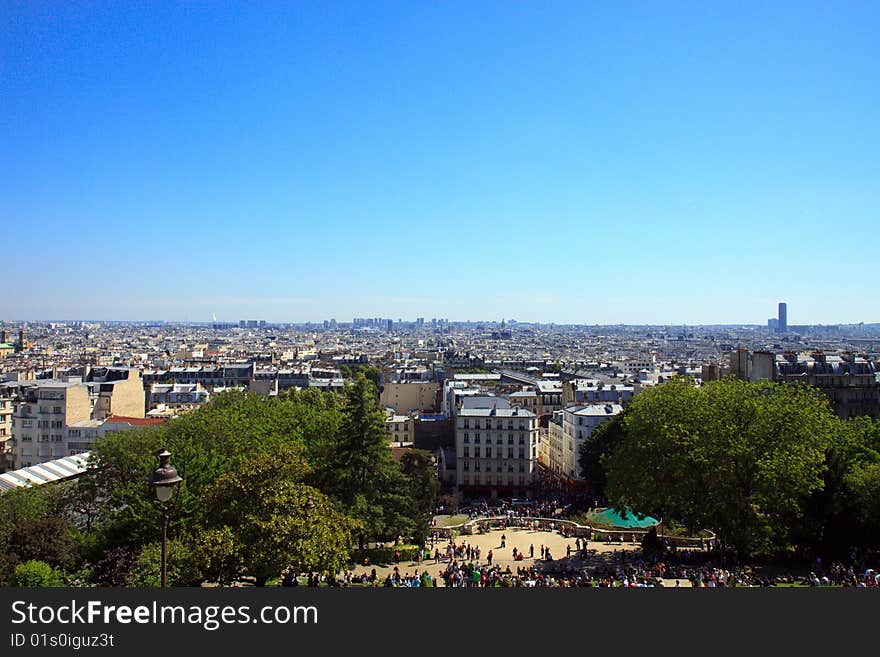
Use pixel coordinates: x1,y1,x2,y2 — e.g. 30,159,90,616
380,381,440,414
89,368,145,420
11,381,91,467
148,382,210,410
0,387,13,471
562,379,634,406
386,412,414,446
454,397,539,500
553,403,624,482
730,349,880,419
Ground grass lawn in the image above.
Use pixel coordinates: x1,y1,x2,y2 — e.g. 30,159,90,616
435,514,470,527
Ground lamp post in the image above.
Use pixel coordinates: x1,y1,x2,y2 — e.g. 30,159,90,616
149,448,183,587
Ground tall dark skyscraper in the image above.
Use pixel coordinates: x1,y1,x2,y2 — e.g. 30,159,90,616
778,302,787,332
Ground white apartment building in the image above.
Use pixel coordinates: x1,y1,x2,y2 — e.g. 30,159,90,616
386,412,414,446
552,403,624,482
455,397,539,499
0,388,13,471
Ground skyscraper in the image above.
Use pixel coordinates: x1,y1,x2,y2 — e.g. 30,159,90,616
778,302,787,333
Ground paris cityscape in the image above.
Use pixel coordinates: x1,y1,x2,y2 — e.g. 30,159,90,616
2,301,879,589
2,1,879,611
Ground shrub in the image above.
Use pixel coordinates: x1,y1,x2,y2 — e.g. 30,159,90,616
10,560,64,587
350,544,421,565
128,540,203,587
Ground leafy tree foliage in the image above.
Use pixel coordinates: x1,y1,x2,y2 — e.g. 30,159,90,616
400,449,440,546
127,539,203,587
313,375,414,547
2,382,444,585
578,412,627,493
604,376,840,557
10,560,64,587
194,445,357,586
0,486,79,584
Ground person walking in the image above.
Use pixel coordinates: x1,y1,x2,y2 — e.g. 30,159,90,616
487,549,493,566
501,534,506,548
529,544,534,559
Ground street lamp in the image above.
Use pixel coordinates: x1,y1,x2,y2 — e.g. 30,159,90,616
150,448,183,587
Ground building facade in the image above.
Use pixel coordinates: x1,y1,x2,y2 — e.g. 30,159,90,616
454,398,539,500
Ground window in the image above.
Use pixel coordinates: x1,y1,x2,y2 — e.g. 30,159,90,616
463,447,469,457
463,419,469,429
507,448,513,458
475,447,481,458
508,464,514,472
519,448,525,459
463,432,469,443
475,433,481,443
53,406,62,414
463,460,470,471
485,447,492,458
508,433,514,444
22,436,32,442
496,435,502,444
519,463,525,472
519,435,525,445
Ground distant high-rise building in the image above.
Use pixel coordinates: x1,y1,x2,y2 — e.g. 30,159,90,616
778,302,788,333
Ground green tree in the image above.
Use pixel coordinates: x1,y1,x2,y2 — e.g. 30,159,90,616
314,375,413,547
578,412,627,494
400,449,440,546
127,540,203,587
0,486,80,584
194,445,358,586
10,560,64,587
87,389,340,551
604,376,839,557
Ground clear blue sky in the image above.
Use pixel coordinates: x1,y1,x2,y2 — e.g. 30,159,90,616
2,1,878,325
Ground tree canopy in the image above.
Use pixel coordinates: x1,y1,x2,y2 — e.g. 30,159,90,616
1,382,438,586
603,376,855,557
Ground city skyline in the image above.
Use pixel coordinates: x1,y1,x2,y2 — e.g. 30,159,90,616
3,2,879,325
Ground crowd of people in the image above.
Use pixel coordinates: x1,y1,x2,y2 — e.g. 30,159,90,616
283,494,879,588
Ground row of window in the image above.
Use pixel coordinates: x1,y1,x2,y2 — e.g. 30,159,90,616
461,475,528,486
20,405,63,415
33,420,64,429
462,461,528,473
462,432,529,445
462,419,531,430
462,447,528,458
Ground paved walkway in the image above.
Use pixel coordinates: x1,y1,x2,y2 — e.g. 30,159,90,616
348,525,691,586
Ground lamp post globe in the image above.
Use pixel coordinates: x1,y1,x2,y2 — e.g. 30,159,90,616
151,448,183,501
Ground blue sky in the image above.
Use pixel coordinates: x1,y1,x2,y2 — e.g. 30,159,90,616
2,1,878,324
